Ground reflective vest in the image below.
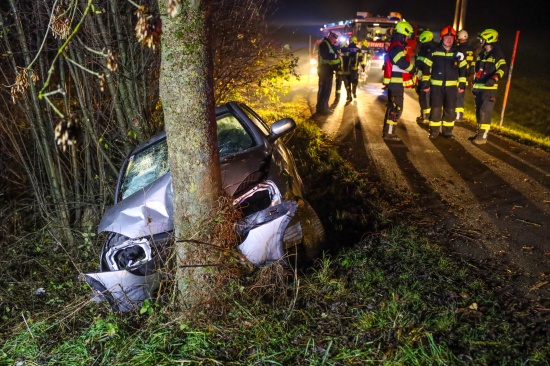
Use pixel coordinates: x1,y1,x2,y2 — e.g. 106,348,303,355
318,38,341,70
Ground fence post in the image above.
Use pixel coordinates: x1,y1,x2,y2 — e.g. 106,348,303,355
500,30,520,128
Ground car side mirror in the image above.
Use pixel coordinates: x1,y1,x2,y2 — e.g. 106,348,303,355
268,118,296,142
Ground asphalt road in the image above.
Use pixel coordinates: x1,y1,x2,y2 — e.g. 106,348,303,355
306,73,550,299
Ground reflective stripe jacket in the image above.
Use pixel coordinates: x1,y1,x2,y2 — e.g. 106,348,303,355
318,38,341,71
457,42,476,77
339,42,367,74
473,44,508,91
415,41,438,69
420,43,467,89
383,40,415,87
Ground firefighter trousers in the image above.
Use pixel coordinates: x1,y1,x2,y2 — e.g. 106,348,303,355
316,67,334,113
416,85,430,120
455,90,465,122
474,89,497,139
429,85,457,137
383,83,404,137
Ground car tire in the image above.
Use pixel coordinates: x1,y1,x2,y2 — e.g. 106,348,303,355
297,199,325,261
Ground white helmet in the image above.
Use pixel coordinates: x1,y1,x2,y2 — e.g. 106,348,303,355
457,30,468,41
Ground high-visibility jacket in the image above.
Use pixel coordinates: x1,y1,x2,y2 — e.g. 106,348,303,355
457,42,476,77
473,44,508,91
318,38,341,71
339,42,367,73
415,40,438,69
383,40,415,87
420,43,467,88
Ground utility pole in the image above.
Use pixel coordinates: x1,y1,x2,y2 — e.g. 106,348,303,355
453,0,467,31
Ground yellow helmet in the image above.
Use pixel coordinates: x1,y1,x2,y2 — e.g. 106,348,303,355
418,30,433,43
478,29,499,44
394,21,413,37
350,36,358,44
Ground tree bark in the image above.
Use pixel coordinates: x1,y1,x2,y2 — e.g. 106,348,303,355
158,0,223,311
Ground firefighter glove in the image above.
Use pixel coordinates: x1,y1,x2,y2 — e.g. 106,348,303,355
485,76,498,87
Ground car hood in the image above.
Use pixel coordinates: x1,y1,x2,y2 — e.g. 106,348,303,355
100,148,271,239
98,173,174,238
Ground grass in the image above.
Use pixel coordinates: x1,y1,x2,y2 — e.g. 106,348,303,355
1,88,550,365
461,70,550,151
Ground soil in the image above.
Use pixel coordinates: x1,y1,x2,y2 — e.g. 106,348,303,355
304,77,550,309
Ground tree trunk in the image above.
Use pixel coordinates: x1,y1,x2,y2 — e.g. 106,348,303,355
158,0,223,311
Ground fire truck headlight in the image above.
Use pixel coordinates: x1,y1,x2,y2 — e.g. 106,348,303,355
310,59,317,66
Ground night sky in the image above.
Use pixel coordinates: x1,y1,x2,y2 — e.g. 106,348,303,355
270,0,544,44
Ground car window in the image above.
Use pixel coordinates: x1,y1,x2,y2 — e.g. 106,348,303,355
239,105,270,136
217,114,255,157
121,140,169,200
119,114,256,199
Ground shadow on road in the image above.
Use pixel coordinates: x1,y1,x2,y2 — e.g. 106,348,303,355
430,137,549,275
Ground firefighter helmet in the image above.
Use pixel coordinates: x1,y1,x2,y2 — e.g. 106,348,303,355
478,29,499,44
418,30,434,43
457,30,468,41
440,26,456,39
394,21,414,37
350,36,358,44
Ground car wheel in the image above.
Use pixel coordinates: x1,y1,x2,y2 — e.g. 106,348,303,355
297,199,325,261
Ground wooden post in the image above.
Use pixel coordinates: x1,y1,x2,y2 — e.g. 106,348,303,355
499,30,520,128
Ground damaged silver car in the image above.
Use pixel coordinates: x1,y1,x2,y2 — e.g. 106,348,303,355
83,102,325,312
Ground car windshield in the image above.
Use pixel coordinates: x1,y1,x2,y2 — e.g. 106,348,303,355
119,113,255,200
120,140,170,200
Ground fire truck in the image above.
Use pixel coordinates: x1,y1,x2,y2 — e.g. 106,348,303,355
318,12,419,75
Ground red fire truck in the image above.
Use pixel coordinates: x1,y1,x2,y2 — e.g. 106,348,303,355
319,12,419,75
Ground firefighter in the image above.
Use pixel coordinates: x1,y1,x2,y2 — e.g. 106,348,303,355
316,31,341,115
455,29,476,123
331,38,347,106
470,29,508,144
414,30,438,123
382,21,417,141
339,36,367,104
420,26,467,139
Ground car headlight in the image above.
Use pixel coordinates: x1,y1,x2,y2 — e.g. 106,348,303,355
233,180,282,217
104,238,153,271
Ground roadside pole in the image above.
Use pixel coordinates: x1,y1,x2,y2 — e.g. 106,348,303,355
500,30,520,128
308,35,311,85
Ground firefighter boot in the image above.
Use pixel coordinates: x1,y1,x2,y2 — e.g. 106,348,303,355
429,126,440,139
416,111,428,124
442,124,454,138
352,84,357,99
468,125,481,141
383,116,400,141
472,129,489,145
